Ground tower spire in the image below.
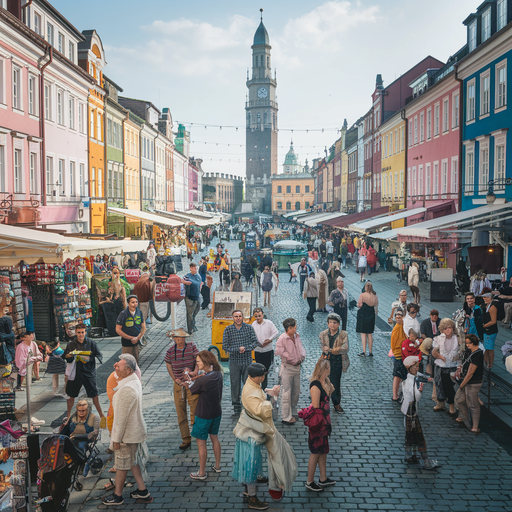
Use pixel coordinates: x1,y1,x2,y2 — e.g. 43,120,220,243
260,8,263,21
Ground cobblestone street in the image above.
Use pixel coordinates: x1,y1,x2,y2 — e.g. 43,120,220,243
26,241,512,511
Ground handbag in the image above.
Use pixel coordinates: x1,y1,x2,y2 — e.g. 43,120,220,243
65,360,76,381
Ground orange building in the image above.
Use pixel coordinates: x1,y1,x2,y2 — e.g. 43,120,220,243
78,30,106,234
271,173,314,215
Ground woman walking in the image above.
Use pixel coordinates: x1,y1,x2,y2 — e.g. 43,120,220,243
304,358,336,492
356,281,378,356
189,351,223,480
316,265,328,313
408,262,420,305
304,272,319,323
319,313,349,414
261,266,274,307
358,243,368,282
327,277,348,331
432,318,462,414
481,289,497,369
455,334,484,433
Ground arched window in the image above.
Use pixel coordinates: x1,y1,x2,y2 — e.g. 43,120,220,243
286,202,291,210
267,56,270,68
260,55,264,66
277,201,282,209
263,112,267,125
257,113,261,124
295,201,301,210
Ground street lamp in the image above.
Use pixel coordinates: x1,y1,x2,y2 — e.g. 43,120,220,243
486,180,496,205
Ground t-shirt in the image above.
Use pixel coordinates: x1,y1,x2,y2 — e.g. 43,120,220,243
461,348,484,384
164,342,199,382
116,307,144,347
198,264,207,283
184,272,202,301
190,371,223,419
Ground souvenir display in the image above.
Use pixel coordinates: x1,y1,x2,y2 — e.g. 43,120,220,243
0,269,23,338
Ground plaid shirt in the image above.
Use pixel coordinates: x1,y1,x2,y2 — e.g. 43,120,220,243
222,322,258,366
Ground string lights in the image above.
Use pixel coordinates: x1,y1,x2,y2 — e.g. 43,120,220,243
178,121,342,133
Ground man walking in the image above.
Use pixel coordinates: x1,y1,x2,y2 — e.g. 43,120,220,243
116,295,146,363
102,354,151,505
181,262,202,334
222,310,259,414
64,323,105,425
298,258,312,295
252,308,279,391
275,318,306,424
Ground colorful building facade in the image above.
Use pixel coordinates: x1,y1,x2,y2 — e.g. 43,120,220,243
271,173,314,214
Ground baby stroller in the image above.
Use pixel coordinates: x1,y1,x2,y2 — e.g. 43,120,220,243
36,434,102,511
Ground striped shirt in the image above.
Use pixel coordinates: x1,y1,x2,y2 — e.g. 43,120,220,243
164,342,199,381
222,322,259,366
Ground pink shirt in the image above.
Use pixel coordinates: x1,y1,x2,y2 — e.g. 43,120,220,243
275,332,306,366
15,341,43,376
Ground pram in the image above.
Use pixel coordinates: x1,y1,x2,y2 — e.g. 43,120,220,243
36,433,102,512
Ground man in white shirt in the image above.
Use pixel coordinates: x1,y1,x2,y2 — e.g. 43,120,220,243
326,239,334,261
252,307,279,391
403,303,421,339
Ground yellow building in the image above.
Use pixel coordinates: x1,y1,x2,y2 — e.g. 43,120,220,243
124,114,142,237
271,173,314,215
380,111,406,220
78,31,106,234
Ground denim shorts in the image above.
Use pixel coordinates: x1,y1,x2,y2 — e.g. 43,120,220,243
191,415,221,440
484,332,497,350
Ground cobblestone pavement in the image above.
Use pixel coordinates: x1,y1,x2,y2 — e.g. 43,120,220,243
26,240,512,511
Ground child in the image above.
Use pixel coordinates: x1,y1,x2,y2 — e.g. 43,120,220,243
45,340,68,398
33,340,47,381
401,329,423,367
14,331,43,390
401,356,439,470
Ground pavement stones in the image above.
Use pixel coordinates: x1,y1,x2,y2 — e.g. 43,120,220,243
20,241,512,511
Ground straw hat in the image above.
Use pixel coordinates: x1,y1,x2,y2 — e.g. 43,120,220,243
167,328,190,338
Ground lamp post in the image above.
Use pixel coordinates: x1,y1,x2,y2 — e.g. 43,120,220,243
486,179,496,205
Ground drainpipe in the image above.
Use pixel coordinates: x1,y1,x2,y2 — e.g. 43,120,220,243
454,64,464,213
39,45,53,208
401,109,408,212
21,0,33,18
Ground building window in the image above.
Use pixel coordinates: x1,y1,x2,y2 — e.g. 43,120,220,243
69,161,75,196
295,201,300,210
57,90,63,124
91,167,96,196
28,75,37,115
47,22,54,46
434,104,440,136
418,165,423,195
408,122,412,147
257,112,261,124
98,168,103,196
34,12,41,35
12,66,21,110
30,153,37,193
295,185,300,193
443,99,449,132
420,112,424,142
277,185,282,194
467,81,476,120
427,108,432,139
433,162,439,196
14,149,22,193
465,148,474,195
46,157,52,195
468,20,477,51
481,8,491,43
451,157,458,194
496,62,507,109
286,185,291,193
79,163,84,196
276,201,282,209
452,93,459,128
68,41,75,62
97,114,102,141
414,117,418,144
0,146,4,192
286,201,291,210
442,160,448,194
58,33,64,53
79,103,85,133
69,96,75,129
44,83,51,120
401,127,404,150
498,0,507,31
426,163,431,196
481,73,490,115
58,159,65,195
305,185,310,193
480,144,489,193
495,138,506,188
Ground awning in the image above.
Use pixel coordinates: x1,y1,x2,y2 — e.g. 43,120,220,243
349,207,427,233
184,210,222,224
108,207,184,227
302,211,348,227
154,209,217,227
323,206,390,228
372,202,512,241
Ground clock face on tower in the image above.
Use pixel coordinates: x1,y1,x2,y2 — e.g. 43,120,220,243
257,87,268,99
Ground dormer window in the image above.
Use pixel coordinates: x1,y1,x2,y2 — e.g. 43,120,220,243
469,20,477,51
498,0,507,31
481,8,491,42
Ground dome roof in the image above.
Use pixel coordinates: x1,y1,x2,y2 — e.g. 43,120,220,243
284,142,298,166
253,21,269,45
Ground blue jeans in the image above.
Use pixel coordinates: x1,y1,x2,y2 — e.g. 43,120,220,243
184,296,200,334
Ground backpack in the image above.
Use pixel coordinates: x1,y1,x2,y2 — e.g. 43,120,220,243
154,275,185,303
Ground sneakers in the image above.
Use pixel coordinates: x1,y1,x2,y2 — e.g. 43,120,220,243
305,481,324,492
247,496,269,510
129,488,150,499
423,459,440,470
102,494,124,506
318,477,336,487
358,352,366,357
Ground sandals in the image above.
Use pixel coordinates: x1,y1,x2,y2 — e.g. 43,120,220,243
281,419,296,425
190,472,207,480
470,428,481,434
211,466,221,473
455,418,465,423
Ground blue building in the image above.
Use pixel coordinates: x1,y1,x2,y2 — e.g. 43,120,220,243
458,0,512,275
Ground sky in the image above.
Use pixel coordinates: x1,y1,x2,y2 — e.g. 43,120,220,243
51,0,475,177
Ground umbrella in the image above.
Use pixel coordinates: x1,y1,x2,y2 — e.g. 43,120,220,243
265,228,284,237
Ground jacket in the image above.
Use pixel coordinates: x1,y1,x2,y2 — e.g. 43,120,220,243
319,328,350,372
408,265,419,287
420,317,440,339
304,277,319,298
111,373,146,446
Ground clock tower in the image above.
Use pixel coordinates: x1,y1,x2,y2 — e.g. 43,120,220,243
245,10,278,214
